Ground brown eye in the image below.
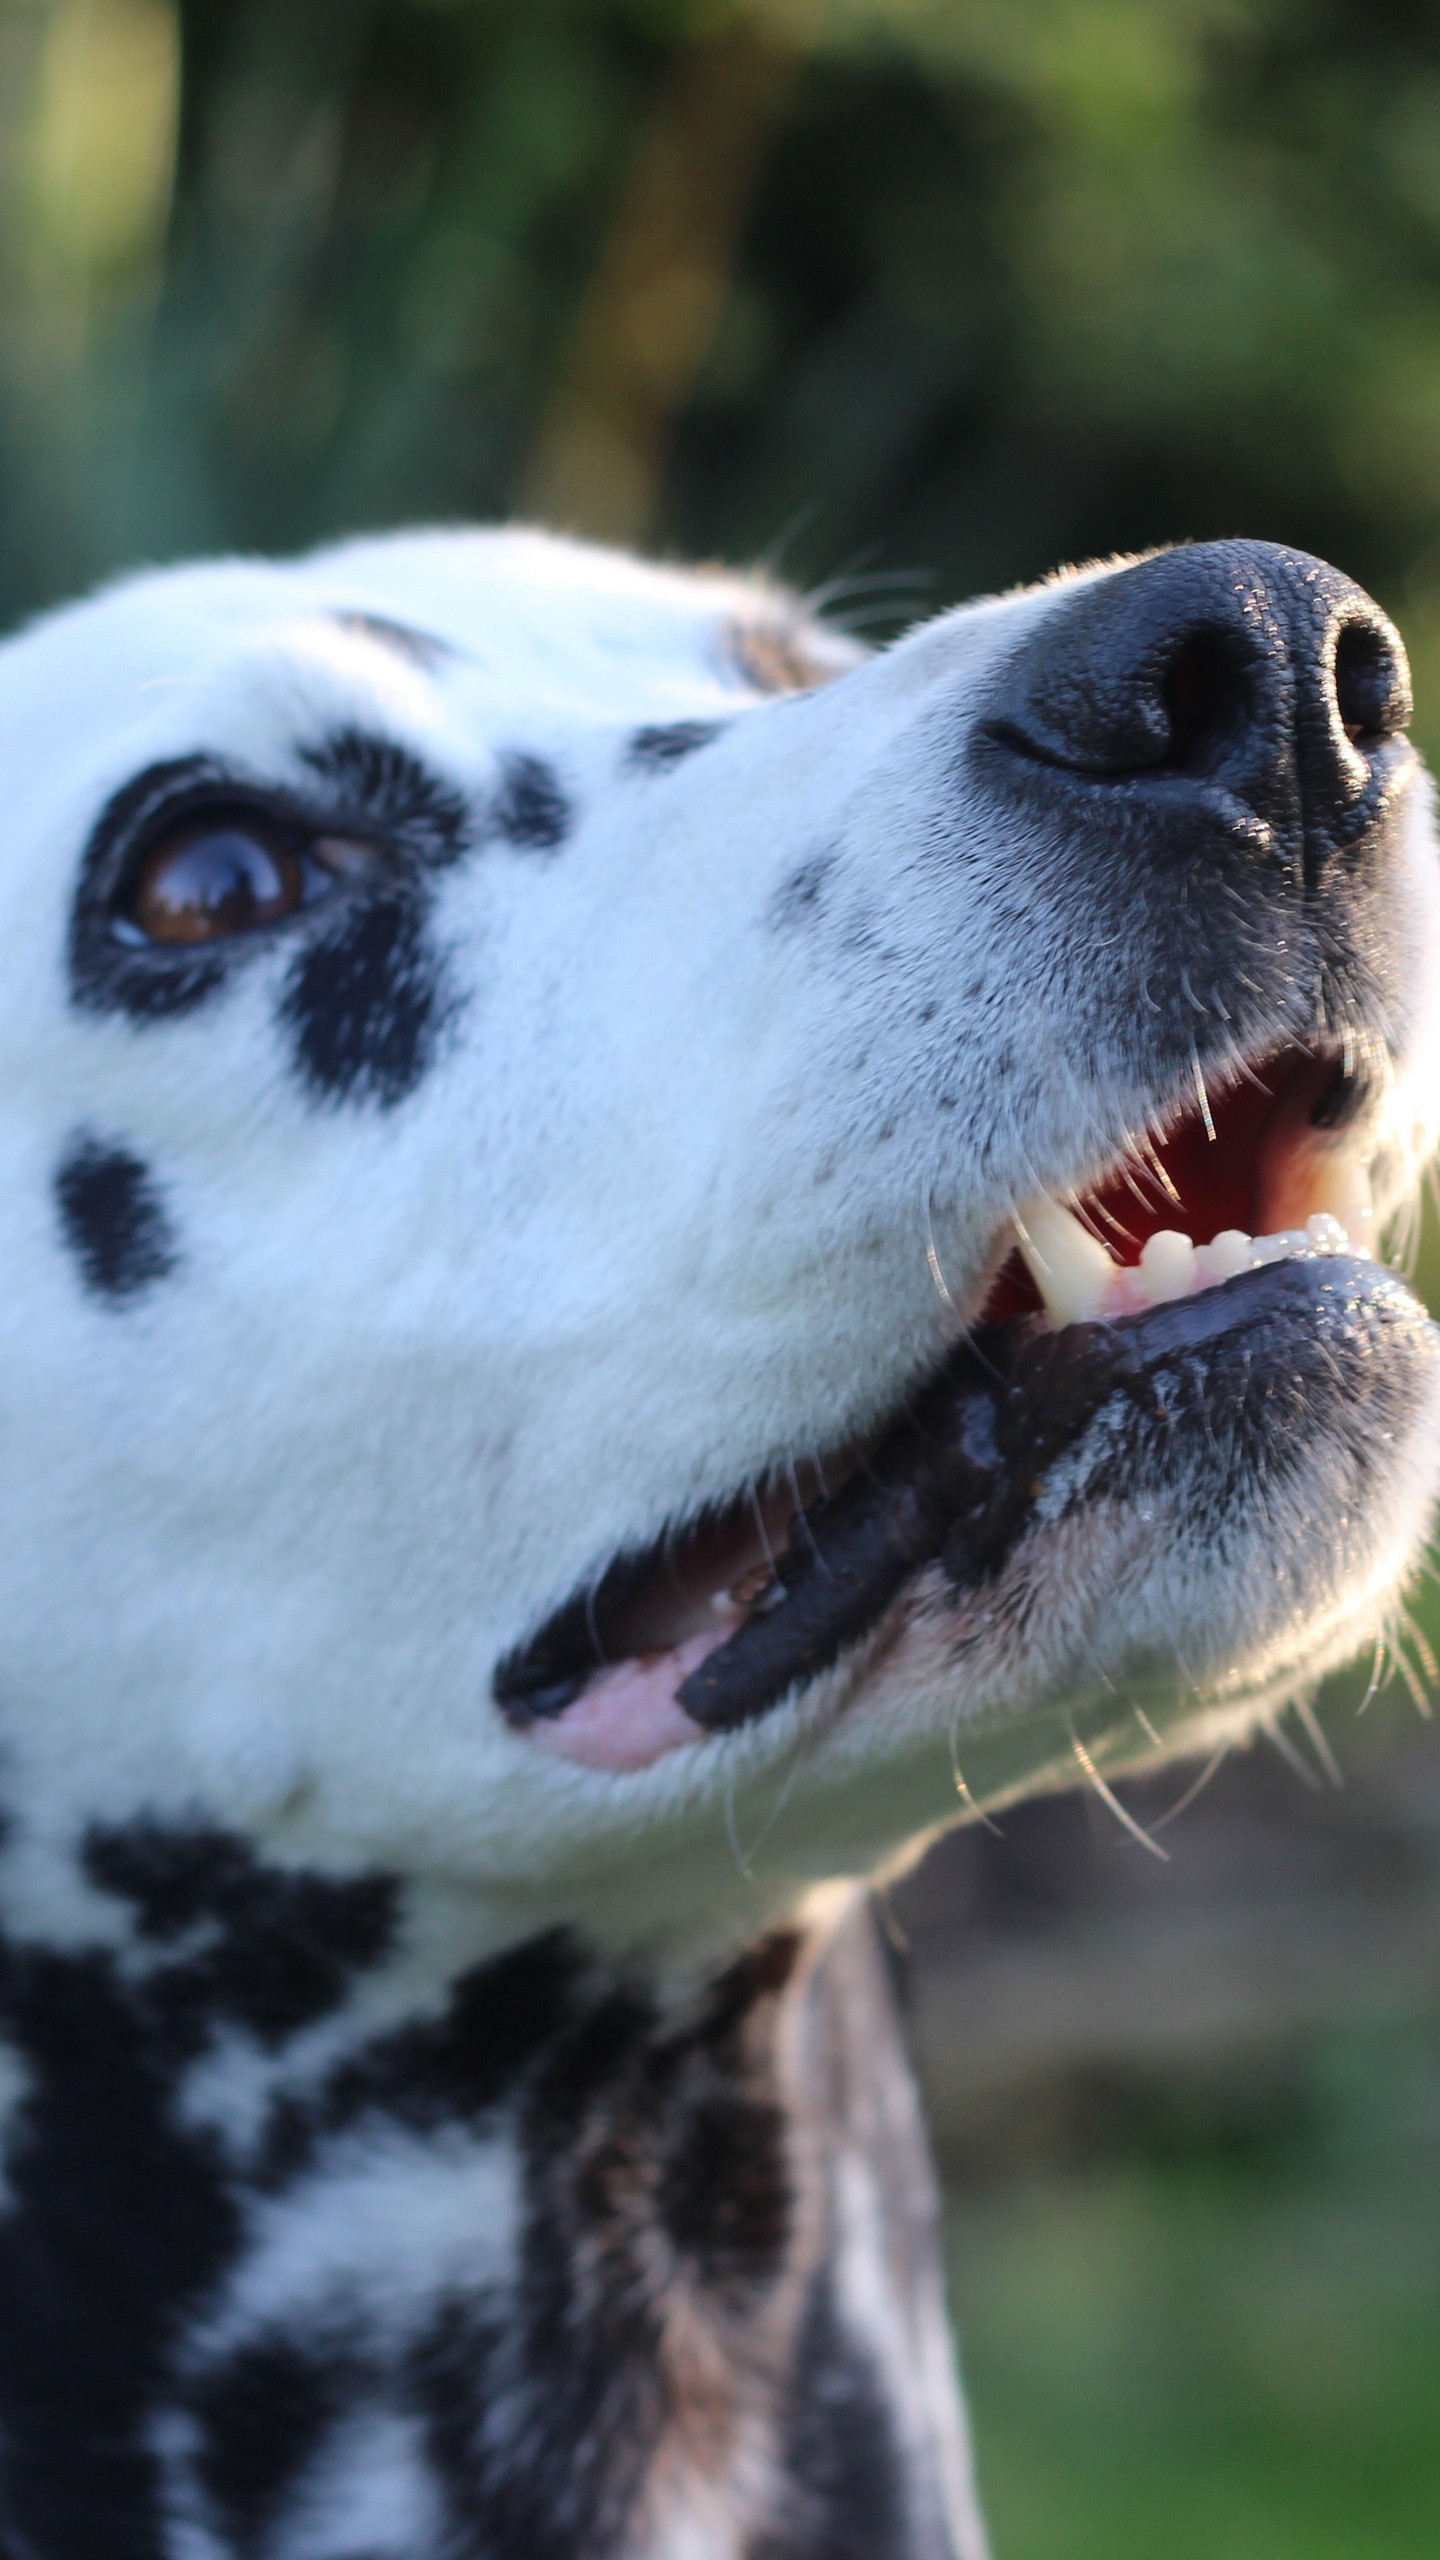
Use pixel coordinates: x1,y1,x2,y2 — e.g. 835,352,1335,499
114,815,376,947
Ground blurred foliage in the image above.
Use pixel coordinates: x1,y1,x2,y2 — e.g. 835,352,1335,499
916,1706,1440,2555
950,2022,1440,2560
6,0,1440,754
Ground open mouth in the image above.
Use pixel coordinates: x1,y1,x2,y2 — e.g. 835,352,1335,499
496,1042,1392,1769
988,1042,1374,1326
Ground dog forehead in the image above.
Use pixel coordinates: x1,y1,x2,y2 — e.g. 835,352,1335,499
310,525,774,693
0,528,799,751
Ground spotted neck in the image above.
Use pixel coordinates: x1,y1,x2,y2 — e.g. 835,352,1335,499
0,1818,986,2559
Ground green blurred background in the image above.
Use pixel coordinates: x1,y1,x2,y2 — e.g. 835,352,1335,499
4,1,1438,2550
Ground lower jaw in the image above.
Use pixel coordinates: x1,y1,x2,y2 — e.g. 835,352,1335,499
523,1233,1416,1776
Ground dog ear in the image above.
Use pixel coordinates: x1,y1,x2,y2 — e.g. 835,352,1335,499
728,613,862,695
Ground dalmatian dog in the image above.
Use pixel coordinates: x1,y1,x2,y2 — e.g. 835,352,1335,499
0,525,1435,2560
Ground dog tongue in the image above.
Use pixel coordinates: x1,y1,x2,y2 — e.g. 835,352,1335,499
526,1629,722,1770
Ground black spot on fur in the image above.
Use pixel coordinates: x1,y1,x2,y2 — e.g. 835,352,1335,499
187,2338,349,2559
299,728,468,865
288,1933,791,2560
751,2269,909,2560
0,1940,237,2559
280,889,453,1106
55,1136,178,1301
0,1814,925,2560
158,1929,800,2560
769,851,837,930
415,1938,801,2558
0,1823,399,2560
626,719,727,773
84,1822,398,2050
493,753,570,849
656,1940,795,2289
256,1931,584,2185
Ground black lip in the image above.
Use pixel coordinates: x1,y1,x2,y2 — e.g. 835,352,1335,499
496,1256,1432,1742
675,1255,1430,1731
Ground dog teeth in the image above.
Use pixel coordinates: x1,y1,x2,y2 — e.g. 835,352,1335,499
1195,1227,1251,1284
1137,1229,1194,1303
1307,1151,1375,1255
712,1564,785,1619
1015,1198,1117,1324
1015,1143,1377,1333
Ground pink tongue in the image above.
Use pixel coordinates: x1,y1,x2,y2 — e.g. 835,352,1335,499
525,1629,722,1771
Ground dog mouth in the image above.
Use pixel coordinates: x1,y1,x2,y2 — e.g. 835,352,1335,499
496,1040,1397,1769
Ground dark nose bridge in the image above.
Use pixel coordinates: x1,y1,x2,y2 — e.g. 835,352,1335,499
987,539,1413,877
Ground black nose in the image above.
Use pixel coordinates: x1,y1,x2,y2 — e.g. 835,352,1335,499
983,540,1413,878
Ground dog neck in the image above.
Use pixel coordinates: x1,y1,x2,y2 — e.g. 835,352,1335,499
0,1816,986,2560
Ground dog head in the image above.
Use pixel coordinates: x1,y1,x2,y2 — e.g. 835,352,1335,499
2,528,1437,1946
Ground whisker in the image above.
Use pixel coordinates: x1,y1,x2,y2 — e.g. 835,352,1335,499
755,500,822,582
1292,1690,1345,1788
1068,1723,1170,1860
1190,1050,1217,1143
746,1479,783,1580
950,1722,1004,1835
734,1716,821,1866
1355,1632,1387,1716
924,1183,959,1312
1397,1602,1438,1694
1391,1629,1434,1721
1261,1713,1323,1789
1150,1741,1231,1832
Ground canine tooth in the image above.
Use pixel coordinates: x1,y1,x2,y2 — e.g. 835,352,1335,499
1307,1152,1374,1255
1137,1229,1195,1304
1199,1228,1252,1284
1016,1198,1117,1324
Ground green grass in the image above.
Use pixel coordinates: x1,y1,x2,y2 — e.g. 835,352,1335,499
947,2028,1440,2558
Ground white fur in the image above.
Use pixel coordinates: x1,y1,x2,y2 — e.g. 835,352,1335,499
182,2124,521,2359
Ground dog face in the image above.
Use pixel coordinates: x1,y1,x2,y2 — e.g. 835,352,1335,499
1,528,1437,1945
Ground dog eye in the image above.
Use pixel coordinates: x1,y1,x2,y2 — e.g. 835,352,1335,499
112,814,380,947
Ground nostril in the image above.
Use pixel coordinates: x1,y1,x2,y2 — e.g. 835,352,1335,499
984,541,1414,846
1333,617,1410,745
1158,628,1254,772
